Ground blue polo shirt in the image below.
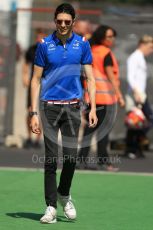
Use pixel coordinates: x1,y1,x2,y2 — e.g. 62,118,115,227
34,31,92,101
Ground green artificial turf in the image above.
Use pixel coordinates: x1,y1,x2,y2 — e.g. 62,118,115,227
0,169,153,230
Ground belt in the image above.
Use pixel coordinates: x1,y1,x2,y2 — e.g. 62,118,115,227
47,99,80,105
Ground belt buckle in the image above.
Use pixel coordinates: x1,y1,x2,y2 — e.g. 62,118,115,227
57,100,66,105
60,100,66,105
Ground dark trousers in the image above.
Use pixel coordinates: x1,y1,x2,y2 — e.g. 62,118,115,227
142,99,153,126
125,129,144,154
40,102,81,208
79,104,116,165
126,99,153,154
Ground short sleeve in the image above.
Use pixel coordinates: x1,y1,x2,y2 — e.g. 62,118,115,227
25,45,37,64
25,48,31,63
34,42,46,67
104,53,113,67
81,40,92,65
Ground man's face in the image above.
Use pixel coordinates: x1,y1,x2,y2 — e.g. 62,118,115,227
144,42,153,56
73,20,91,37
36,32,46,43
55,13,74,36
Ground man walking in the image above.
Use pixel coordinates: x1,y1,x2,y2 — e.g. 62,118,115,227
30,3,97,224
125,35,153,158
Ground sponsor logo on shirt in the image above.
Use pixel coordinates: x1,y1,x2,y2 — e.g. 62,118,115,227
72,40,80,49
48,43,56,51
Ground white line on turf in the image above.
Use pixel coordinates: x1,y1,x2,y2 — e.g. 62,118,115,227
0,166,153,177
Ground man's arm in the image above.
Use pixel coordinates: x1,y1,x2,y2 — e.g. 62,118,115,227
84,64,98,127
127,58,137,91
127,58,143,103
30,65,43,134
23,46,33,87
22,62,30,87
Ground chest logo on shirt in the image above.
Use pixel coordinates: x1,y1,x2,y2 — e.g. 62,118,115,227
72,40,80,49
48,43,56,51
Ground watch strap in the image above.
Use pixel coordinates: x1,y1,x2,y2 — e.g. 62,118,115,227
29,111,38,117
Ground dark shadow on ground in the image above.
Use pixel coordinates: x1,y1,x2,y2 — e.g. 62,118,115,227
6,213,75,223
6,212,42,221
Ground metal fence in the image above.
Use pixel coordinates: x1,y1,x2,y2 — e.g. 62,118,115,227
0,10,17,142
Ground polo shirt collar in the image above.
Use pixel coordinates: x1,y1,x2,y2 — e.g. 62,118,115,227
52,31,75,45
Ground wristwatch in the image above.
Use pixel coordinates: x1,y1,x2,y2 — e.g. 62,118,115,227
29,111,38,117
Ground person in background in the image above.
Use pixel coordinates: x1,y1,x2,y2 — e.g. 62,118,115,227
16,43,22,62
124,35,153,159
22,29,46,148
73,19,92,40
30,3,97,224
78,25,125,171
73,19,93,94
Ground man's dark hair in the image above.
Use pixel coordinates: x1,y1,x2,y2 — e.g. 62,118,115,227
90,25,117,46
54,3,76,20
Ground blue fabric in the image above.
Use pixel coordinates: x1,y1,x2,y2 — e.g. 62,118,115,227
34,32,92,101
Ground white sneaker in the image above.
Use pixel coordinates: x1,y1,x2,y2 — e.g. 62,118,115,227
57,193,77,220
40,206,57,224
128,153,137,159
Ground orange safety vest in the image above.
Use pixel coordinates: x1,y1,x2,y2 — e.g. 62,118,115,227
84,45,120,105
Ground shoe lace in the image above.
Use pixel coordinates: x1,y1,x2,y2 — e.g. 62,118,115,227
45,206,54,215
58,193,75,209
65,199,75,210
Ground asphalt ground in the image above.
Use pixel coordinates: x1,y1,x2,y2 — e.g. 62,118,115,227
0,145,153,173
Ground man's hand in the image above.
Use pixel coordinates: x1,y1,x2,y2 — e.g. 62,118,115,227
118,96,125,108
88,109,98,128
30,115,41,134
133,91,143,104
